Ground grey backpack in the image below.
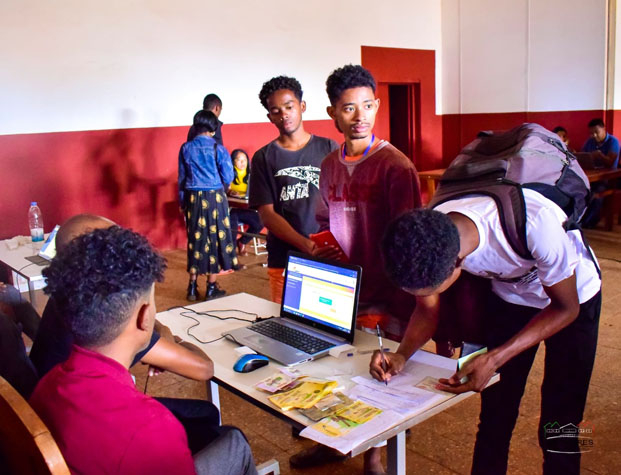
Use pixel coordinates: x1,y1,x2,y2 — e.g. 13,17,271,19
428,123,591,260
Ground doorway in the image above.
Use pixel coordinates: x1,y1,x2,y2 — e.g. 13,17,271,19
388,85,412,159
362,46,440,170
387,84,420,161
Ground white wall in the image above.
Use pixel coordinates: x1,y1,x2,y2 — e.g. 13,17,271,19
442,0,608,114
613,0,621,109
0,0,442,135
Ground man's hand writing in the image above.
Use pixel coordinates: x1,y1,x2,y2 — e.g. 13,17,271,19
369,351,406,383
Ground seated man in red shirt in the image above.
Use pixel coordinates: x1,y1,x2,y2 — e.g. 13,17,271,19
30,226,257,474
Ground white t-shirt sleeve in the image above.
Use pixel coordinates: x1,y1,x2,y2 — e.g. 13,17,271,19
526,205,578,287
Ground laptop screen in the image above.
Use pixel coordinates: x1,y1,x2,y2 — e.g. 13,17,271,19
281,252,361,341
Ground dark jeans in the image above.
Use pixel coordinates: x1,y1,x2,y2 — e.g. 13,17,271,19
230,209,263,245
471,291,601,475
156,397,222,455
0,284,40,398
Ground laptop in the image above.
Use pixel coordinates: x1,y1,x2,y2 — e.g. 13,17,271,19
224,251,362,366
24,225,60,266
575,152,605,170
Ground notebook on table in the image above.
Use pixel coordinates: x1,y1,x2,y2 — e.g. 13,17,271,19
224,251,362,366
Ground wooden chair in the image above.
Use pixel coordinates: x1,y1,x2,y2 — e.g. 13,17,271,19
0,376,70,475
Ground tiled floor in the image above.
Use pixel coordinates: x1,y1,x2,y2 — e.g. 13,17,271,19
115,226,621,474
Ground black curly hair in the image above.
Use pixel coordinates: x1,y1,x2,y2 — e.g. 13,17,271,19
259,76,303,110
326,64,376,105
382,209,460,291
42,226,166,347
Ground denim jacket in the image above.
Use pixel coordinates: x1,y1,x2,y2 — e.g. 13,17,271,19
178,135,234,205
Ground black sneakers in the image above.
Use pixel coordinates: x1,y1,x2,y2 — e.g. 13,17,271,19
205,282,226,300
186,280,198,301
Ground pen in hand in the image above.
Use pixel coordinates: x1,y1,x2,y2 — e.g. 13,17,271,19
376,324,388,386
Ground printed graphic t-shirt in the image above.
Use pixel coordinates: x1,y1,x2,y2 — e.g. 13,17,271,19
249,135,338,268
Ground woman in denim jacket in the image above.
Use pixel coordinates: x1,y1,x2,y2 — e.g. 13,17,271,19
178,110,238,301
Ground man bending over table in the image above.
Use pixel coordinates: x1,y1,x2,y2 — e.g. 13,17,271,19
30,226,257,474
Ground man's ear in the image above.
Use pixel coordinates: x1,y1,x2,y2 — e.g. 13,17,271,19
326,105,336,120
300,100,307,113
375,98,380,111
135,301,152,332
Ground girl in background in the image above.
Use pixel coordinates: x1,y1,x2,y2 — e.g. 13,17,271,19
228,149,264,255
178,110,238,301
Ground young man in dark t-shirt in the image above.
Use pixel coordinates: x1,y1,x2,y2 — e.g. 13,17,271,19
249,76,338,302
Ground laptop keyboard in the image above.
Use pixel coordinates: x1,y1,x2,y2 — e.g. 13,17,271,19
249,320,335,354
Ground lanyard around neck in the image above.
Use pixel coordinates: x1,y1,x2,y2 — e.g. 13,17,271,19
342,134,375,160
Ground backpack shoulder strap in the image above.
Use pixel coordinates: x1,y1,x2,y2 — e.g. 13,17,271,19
430,181,532,260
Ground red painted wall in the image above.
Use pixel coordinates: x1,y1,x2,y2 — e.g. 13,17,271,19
362,46,443,171
0,119,342,249
0,110,608,250
442,110,604,164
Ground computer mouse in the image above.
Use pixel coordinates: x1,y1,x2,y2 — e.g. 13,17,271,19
233,354,269,373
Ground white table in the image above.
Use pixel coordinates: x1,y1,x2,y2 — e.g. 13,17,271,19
157,293,494,475
0,237,47,305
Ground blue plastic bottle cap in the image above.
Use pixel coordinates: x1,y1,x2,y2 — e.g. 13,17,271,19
31,201,37,206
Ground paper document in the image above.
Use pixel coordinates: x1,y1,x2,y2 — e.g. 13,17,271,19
301,410,404,454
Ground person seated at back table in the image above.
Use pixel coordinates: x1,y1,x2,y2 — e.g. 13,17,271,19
552,126,575,153
29,213,224,453
580,118,620,227
581,118,620,169
30,225,257,474
227,149,264,255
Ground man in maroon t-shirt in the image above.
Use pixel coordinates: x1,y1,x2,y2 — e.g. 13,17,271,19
318,64,421,336
299,65,420,474
30,226,256,475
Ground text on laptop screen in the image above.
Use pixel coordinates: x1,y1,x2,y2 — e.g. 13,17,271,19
283,255,358,333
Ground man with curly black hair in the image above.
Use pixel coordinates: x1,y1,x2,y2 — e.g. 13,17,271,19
375,202,601,474
318,64,421,335
249,75,338,302
292,64,421,474
30,226,257,474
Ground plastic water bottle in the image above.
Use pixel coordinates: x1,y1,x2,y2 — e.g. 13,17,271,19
28,202,44,242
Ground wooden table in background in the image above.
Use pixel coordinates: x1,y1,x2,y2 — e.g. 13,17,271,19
418,168,445,203
227,196,250,209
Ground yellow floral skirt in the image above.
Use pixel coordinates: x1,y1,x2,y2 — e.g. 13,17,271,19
184,189,239,274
